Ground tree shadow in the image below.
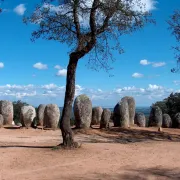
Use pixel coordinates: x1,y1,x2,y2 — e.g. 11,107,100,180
0,145,55,149
74,127,180,144
68,167,180,180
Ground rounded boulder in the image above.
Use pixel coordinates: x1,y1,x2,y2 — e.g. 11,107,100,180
100,109,111,129
135,112,146,127
162,114,172,128
0,100,13,125
174,113,180,128
0,114,4,128
113,96,135,128
44,104,60,129
37,104,46,126
21,106,36,128
149,106,162,127
91,107,103,125
74,94,92,129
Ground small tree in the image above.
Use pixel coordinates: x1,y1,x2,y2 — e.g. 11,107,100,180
25,0,154,147
168,10,180,72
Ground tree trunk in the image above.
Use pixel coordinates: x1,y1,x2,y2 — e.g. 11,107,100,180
60,54,78,148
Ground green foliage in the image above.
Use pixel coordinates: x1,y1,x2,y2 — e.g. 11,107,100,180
13,100,29,124
153,100,168,114
153,93,180,126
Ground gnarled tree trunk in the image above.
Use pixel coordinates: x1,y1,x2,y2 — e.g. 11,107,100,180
60,54,78,147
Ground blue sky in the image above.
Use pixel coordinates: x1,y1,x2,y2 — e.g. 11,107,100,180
0,0,180,107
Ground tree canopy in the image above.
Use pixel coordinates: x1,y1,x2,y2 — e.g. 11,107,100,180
25,0,154,70
168,10,180,72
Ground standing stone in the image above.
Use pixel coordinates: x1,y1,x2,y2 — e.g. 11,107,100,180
0,114,4,128
113,103,121,127
21,106,36,128
114,99,129,127
0,100,13,125
74,94,92,129
44,104,60,129
149,106,163,127
37,104,46,126
126,97,136,125
100,109,111,129
162,114,172,128
135,112,146,127
113,96,135,128
91,107,103,125
174,113,180,128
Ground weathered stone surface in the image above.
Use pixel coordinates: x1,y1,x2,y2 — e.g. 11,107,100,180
149,106,163,127
135,112,146,127
0,114,4,128
162,114,172,128
113,96,135,128
91,107,103,125
174,113,180,128
44,104,60,129
21,106,36,128
37,104,46,126
100,109,111,129
127,97,136,125
119,97,129,127
74,94,92,128
0,100,13,125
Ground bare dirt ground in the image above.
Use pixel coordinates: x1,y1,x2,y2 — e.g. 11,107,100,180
0,126,180,180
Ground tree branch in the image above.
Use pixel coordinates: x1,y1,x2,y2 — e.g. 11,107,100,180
73,0,81,39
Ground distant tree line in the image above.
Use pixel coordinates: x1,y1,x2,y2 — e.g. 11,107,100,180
153,92,180,119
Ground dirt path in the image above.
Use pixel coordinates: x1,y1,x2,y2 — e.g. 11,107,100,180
0,127,180,180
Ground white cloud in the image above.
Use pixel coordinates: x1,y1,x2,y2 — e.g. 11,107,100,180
42,83,57,90
56,69,67,77
54,65,62,69
132,73,144,78
33,62,48,70
140,59,151,65
14,4,26,16
138,0,157,11
0,62,4,68
140,59,166,68
0,83,176,107
173,80,180,85
147,84,163,91
152,62,166,67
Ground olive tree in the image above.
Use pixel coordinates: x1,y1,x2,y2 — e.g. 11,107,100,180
25,0,154,148
168,10,180,73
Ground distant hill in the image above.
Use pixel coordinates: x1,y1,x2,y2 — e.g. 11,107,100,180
59,106,150,118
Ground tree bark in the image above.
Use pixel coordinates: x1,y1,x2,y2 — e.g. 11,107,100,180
60,54,78,147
